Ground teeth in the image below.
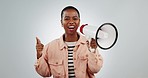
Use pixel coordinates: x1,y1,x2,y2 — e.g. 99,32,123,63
68,26,75,29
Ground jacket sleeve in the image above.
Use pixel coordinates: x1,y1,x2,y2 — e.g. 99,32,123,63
34,44,52,77
87,49,103,73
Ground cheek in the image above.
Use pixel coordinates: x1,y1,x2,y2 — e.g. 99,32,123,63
76,23,80,27
76,20,80,25
62,21,67,26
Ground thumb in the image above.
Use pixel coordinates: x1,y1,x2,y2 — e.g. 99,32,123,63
36,37,41,44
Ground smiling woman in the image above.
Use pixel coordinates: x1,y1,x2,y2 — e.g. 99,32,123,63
61,8,80,41
34,6,103,78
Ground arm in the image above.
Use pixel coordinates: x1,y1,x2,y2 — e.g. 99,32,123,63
87,38,103,73
34,37,51,77
87,49,103,73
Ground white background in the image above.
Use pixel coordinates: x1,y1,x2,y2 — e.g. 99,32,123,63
0,0,148,78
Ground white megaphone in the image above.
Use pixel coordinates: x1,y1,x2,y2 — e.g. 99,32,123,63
80,23,118,50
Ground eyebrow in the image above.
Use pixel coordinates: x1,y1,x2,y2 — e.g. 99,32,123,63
64,16,79,18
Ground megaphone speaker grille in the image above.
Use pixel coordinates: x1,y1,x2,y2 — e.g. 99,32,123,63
96,23,118,50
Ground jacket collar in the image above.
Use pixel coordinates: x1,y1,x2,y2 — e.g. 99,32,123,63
59,33,87,50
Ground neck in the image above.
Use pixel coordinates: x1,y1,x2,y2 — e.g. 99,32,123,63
64,33,79,42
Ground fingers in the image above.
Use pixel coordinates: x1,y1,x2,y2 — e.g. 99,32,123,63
36,37,41,44
35,37,44,59
36,44,44,51
36,44,44,59
35,37,44,52
90,38,97,49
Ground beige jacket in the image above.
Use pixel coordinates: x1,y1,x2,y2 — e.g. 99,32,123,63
35,34,103,78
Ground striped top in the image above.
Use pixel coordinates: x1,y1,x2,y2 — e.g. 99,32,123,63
65,42,76,78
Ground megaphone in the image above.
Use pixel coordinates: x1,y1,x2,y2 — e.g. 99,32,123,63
80,23,118,50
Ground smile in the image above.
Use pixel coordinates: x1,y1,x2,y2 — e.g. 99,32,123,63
68,26,75,29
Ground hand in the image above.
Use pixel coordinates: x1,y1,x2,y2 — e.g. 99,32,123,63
36,37,44,59
90,38,97,49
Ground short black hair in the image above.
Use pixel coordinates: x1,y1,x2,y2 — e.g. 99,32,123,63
61,6,80,19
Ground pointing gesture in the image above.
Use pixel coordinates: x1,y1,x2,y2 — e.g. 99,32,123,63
36,37,44,59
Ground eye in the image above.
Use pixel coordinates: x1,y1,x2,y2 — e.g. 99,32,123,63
64,16,70,20
73,17,79,20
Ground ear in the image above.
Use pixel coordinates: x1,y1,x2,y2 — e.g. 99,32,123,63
61,20,63,27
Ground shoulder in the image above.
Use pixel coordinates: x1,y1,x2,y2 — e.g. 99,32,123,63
46,38,60,46
78,33,88,43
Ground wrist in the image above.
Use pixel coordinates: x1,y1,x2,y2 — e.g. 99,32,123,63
89,48,96,53
37,52,42,59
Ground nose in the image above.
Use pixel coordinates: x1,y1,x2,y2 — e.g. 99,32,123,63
68,20,74,25
69,22,74,25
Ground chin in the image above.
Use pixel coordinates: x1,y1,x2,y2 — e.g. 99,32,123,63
68,32,76,35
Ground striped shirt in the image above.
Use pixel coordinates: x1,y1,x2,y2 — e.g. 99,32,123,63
65,42,76,78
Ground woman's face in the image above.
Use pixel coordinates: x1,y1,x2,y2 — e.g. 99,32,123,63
61,9,80,35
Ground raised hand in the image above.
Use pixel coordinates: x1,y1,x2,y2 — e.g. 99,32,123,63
36,37,44,59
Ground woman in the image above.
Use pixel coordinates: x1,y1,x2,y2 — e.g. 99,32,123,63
35,6,103,78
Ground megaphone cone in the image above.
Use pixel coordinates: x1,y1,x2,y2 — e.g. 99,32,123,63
80,23,118,50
